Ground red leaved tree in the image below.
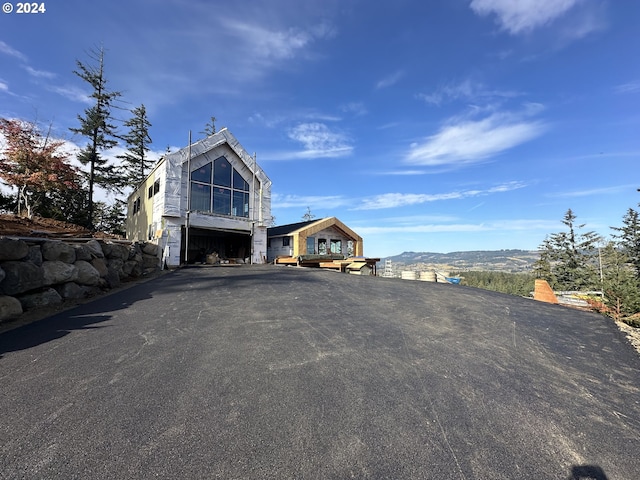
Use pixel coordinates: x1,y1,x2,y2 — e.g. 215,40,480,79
0,118,80,218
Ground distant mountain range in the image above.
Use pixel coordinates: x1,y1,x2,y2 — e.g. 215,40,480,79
381,250,539,273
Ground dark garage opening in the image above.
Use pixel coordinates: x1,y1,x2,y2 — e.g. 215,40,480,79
181,227,251,264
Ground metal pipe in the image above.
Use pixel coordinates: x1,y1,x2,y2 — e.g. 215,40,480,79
184,130,192,264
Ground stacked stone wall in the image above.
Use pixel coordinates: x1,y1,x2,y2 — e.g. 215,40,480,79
0,237,159,323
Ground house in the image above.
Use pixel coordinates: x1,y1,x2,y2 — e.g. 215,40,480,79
267,217,363,263
126,128,272,267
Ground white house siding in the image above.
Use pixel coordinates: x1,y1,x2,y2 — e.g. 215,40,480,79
268,236,294,260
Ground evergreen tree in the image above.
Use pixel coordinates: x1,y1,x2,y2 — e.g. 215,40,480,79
599,241,640,322
69,46,123,228
302,207,315,221
93,199,126,237
534,209,602,290
201,116,217,137
118,104,153,186
39,183,92,227
612,207,640,280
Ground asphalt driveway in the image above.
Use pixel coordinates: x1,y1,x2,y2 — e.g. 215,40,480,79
1,266,638,479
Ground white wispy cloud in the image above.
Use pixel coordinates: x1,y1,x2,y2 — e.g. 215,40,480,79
552,184,638,198
375,70,404,90
405,107,545,168
417,79,521,106
23,65,56,79
222,21,313,61
215,19,335,79
355,181,526,210
0,41,28,62
356,219,560,235
0,80,9,92
275,122,353,159
614,81,640,94
272,193,348,209
470,0,580,34
340,102,368,116
48,85,92,105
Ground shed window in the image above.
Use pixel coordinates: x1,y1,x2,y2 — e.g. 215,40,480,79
283,237,290,247
330,239,342,254
318,239,327,255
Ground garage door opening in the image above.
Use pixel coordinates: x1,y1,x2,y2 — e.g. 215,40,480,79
181,227,251,264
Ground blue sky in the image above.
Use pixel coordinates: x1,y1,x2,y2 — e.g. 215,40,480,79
1,0,638,257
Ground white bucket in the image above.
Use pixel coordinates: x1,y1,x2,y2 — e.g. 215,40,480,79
401,270,417,280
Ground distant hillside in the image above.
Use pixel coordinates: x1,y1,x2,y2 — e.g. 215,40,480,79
381,249,539,273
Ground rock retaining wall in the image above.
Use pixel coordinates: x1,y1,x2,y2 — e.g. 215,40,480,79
0,237,160,323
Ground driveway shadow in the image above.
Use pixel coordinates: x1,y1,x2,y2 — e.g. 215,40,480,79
569,465,608,479
0,272,173,358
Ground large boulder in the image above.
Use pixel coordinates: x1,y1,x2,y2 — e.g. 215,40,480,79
90,258,109,278
103,243,129,261
42,260,78,286
0,295,23,321
142,242,158,256
55,282,88,300
19,288,63,310
72,244,93,262
0,261,44,295
129,243,143,260
74,261,101,286
0,238,29,261
42,241,76,264
123,260,143,278
107,258,126,279
27,245,43,266
104,267,121,289
142,254,159,270
84,240,104,258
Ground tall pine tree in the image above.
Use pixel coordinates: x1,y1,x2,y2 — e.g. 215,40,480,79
534,209,602,290
612,207,640,281
200,116,217,137
69,46,123,228
119,104,153,186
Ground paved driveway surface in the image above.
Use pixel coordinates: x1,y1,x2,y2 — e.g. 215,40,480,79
1,266,639,479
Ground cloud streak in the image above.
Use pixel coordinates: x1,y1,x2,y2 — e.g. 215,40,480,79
272,193,348,209
375,70,404,90
355,181,526,210
0,41,28,62
405,108,545,168
417,79,520,106
552,184,638,198
469,0,580,34
267,122,353,160
356,219,560,235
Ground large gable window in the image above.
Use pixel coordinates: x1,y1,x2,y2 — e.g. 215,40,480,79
190,156,250,217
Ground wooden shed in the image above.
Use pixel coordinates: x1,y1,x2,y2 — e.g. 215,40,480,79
267,217,363,263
